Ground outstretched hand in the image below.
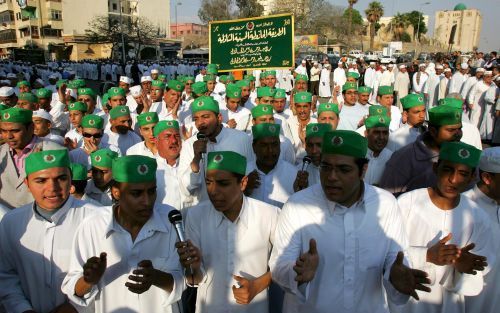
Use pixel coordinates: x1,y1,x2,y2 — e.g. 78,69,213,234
390,251,431,300
294,239,319,284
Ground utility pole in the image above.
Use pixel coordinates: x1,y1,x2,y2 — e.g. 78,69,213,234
119,0,126,64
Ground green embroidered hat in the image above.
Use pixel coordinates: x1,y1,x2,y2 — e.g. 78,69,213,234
236,80,250,88
207,151,246,176
357,86,372,94
112,155,158,183
25,149,70,176
109,106,130,119
192,82,208,95
342,82,357,92
36,88,52,99
151,80,166,89
294,91,312,103
244,74,256,81
167,79,184,92
78,88,97,99
56,79,68,88
306,123,332,139
439,141,481,169
91,148,118,168
108,87,126,98
259,72,266,80
347,72,359,80
439,98,463,110
154,120,180,137
369,105,388,116
227,74,235,82
322,130,367,158
102,93,110,105
68,101,88,112
191,96,219,114
18,92,38,103
274,88,286,99
81,114,104,129
257,87,275,98
265,70,277,77
17,80,30,88
401,93,425,110
206,64,218,75
203,74,216,82
1,107,32,123
365,115,391,129
378,86,393,96
219,75,228,83
225,85,242,99
252,123,280,141
251,104,274,118
158,74,167,81
184,76,195,83
317,103,339,116
137,112,159,127
71,79,86,88
428,106,462,126
70,163,88,181
295,74,308,82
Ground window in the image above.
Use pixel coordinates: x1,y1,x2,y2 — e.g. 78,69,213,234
112,3,117,10
42,27,61,37
15,12,21,20
50,10,62,21
180,31,183,35
195,31,199,35
187,30,190,34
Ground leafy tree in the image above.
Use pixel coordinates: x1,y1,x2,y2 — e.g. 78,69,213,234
235,0,264,18
198,0,234,24
401,32,412,42
365,1,384,49
386,13,410,41
343,8,363,26
404,10,427,40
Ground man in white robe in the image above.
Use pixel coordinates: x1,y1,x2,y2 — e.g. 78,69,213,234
449,63,469,94
364,115,393,186
394,65,411,111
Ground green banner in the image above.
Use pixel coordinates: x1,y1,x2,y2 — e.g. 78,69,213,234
209,14,294,72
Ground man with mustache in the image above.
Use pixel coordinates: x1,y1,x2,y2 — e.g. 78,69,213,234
102,105,141,155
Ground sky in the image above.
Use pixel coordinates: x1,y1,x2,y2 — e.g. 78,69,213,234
172,0,498,51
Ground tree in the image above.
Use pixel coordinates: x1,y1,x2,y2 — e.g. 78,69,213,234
343,8,363,26
386,13,410,41
401,32,412,43
365,1,384,49
198,0,234,24
85,16,123,56
235,0,264,18
347,0,358,48
404,11,427,40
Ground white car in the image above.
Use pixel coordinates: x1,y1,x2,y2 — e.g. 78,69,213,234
349,50,364,59
379,55,396,64
364,51,379,62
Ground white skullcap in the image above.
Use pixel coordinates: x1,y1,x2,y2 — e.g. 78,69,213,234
460,63,469,69
66,88,77,99
301,59,307,63
338,61,343,64
381,65,387,70
35,78,45,85
484,71,493,76
313,61,318,65
369,62,375,65
419,63,426,68
49,74,58,79
444,68,452,72
119,76,133,84
476,68,485,72
496,76,500,82
479,147,500,173
0,80,10,84
0,86,14,97
141,76,152,83
399,64,406,69
151,69,159,74
435,65,444,70
130,85,142,97
32,109,53,123
388,64,394,68
6,73,16,78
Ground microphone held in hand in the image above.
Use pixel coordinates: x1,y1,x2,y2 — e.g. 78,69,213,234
168,209,186,242
302,156,312,172
196,133,206,141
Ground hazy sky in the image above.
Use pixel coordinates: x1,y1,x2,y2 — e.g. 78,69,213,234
173,0,498,51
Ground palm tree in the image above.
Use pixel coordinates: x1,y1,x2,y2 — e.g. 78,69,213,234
365,1,384,49
387,13,409,41
347,0,358,50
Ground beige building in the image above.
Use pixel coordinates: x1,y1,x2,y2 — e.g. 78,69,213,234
433,3,481,52
259,0,307,17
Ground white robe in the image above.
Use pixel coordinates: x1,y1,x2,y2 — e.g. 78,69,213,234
468,80,492,128
318,68,331,98
338,103,369,131
364,148,393,186
449,72,468,94
250,159,297,208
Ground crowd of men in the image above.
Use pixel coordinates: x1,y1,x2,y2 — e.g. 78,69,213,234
0,50,499,313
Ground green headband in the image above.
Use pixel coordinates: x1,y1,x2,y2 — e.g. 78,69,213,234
91,148,119,168
251,104,274,118
207,151,246,176
108,87,126,98
317,103,339,116
154,120,180,137
306,123,332,139
429,106,462,126
18,92,38,103
109,106,130,119
439,141,481,169
68,101,88,112
25,149,70,176
36,88,52,99
1,107,32,123
365,115,391,129
70,163,88,181
252,123,280,141
137,112,159,127
112,155,158,183
81,114,104,129
191,96,219,114
294,91,312,103
322,130,367,158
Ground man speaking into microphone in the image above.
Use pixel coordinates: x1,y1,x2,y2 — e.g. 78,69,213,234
176,151,280,313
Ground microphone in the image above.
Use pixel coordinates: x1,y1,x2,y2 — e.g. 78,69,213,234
168,209,186,242
196,133,207,163
301,156,312,172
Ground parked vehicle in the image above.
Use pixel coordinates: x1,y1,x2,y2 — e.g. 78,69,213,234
417,53,432,62
348,50,364,59
364,51,379,62
379,55,396,64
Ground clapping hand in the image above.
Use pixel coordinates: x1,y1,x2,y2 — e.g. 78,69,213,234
390,251,431,300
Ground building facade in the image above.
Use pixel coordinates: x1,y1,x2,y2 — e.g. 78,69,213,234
258,0,307,17
433,3,482,52
170,23,208,39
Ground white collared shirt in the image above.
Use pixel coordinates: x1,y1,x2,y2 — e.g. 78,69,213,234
220,106,252,132
84,179,113,206
250,159,297,208
101,130,142,155
62,205,184,313
364,148,393,186
0,197,100,313
156,157,184,211
126,141,157,158
285,115,317,160
185,196,279,313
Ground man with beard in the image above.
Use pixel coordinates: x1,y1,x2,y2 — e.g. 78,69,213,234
438,68,453,100
394,64,411,110
221,84,251,132
387,94,426,152
357,86,372,106
102,106,141,155
286,91,316,161
423,64,443,110
236,79,253,110
248,123,297,208
394,142,493,313
363,114,392,186
178,96,256,206
0,149,99,313
85,148,118,206
126,112,159,158
380,105,463,195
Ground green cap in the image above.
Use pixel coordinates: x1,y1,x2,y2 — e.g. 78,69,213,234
91,148,118,168
70,163,88,181
251,104,274,118
369,105,388,116
112,155,157,183
227,74,235,82
71,79,86,89
68,101,88,112
56,79,68,88
439,98,463,110
206,64,218,75
109,106,130,119
342,82,357,92
78,88,96,99
36,88,52,99
439,141,481,169
365,115,391,129
192,82,208,95
207,151,246,176
219,75,228,83
401,94,425,110
378,86,393,96
137,112,159,127
1,107,32,123
203,74,216,82
317,103,340,116
225,85,241,99
322,130,367,158
257,87,275,98
295,74,308,82
152,80,166,89
236,80,250,88
191,96,219,114
347,72,359,80
158,74,167,81
167,79,184,92
185,76,195,82
244,74,256,81
252,123,280,141
25,149,70,176
154,120,180,137
17,80,30,88
294,91,312,103
306,123,332,139
102,93,109,105
274,88,286,99
265,70,277,77
81,114,104,129
108,87,126,98
357,86,372,94
259,72,266,79
428,106,462,126
18,92,38,103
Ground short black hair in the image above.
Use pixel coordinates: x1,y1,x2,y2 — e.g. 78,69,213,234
355,157,369,174
72,180,87,194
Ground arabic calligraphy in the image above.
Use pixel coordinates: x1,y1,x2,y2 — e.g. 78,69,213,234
217,27,287,44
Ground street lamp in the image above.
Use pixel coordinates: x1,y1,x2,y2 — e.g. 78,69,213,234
175,1,182,39
415,1,430,53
